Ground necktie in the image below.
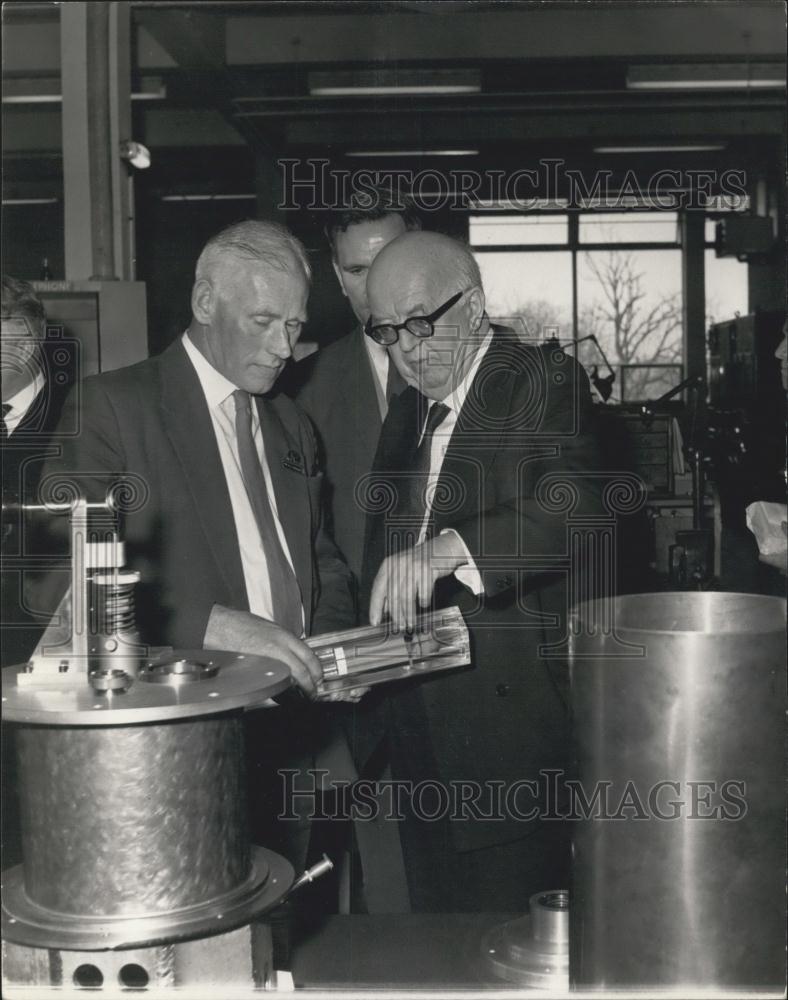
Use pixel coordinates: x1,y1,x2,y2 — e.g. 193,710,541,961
1,403,11,440
385,358,407,403
400,401,450,541
232,389,303,636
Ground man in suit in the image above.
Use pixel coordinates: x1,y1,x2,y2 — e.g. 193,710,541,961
36,222,357,870
1,275,72,668
362,231,604,912
41,221,353,680
294,187,421,588
2,275,73,869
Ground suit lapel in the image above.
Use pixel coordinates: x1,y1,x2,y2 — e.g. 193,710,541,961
351,327,384,458
255,395,313,630
158,341,248,610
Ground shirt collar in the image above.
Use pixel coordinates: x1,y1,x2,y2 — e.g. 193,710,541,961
4,369,45,421
182,331,239,409
442,323,494,417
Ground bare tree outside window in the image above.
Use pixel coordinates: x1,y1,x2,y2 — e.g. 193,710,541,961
577,248,683,401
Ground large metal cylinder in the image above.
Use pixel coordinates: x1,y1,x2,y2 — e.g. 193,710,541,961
569,592,786,991
16,715,250,916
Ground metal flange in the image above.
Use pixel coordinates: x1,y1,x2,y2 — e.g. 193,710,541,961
1,649,292,726
2,846,293,951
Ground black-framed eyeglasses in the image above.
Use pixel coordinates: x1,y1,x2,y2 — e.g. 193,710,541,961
364,291,464,347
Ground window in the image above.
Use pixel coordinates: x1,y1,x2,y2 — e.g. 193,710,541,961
476,250,572,340
577,248,682,403
703,214,748,327
471,202,750,404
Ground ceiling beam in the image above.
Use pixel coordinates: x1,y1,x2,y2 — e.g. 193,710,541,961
133,7,276,152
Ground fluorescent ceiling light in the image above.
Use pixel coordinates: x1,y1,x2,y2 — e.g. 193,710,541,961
346,149,479,158
309,68,480,97
3,82,166,105
161,194,257,202
627,63,786,90
594,145,726,153
2,198,59,206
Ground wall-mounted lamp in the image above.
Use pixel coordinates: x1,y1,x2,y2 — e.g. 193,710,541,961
120,141,151,170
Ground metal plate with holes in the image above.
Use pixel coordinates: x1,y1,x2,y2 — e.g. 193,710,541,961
2,846,293,951
1,649,291,725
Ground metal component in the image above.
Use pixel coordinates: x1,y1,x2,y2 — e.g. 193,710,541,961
287,854,335,897
3,911,277,988
88,667,133,693
569,592,786,991
3,649,291,725
3,702,294,950
18,498,133,686
16,717,249,916
311,606,470,696
2,846,291,953
482,890,569,990
139,657,219,685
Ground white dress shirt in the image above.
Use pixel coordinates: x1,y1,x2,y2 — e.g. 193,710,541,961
3,370,45,435
182,333,305,633
418,326,495,595
363,330,392,420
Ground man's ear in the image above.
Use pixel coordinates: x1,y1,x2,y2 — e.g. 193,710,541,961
191,279,214,326
331,256,348,299
467,286,486,332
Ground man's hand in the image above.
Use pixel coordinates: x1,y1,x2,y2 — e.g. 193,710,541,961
369,532,468,630
204,605,322,697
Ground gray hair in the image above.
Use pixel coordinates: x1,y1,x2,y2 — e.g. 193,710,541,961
195,219,311,284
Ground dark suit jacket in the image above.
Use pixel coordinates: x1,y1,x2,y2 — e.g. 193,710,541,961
294,328,383,588
1,355,72,668
363,330,604,852
39,338,354,649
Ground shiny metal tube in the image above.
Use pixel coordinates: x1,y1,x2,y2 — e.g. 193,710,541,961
16,715,250,917
569,592,786,991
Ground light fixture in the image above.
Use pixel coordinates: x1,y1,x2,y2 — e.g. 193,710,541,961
627,63,786,90
161,194,257,202
309,68,481,96
593,145,727,154
346,149,479,158
2,198,59,206
120,141,151,170
2,80,167,105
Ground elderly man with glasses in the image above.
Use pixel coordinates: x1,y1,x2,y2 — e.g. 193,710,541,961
360,231,604,913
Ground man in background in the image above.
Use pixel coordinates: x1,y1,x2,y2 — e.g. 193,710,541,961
294,186,421,589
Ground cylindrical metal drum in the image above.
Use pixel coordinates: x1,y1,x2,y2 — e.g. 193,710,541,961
16,715,250,916
569,592,786,991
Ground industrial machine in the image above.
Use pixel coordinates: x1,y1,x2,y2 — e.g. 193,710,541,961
1,495,301,994
1,495,470,995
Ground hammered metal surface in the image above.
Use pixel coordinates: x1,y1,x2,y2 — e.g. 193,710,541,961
17,716,250,916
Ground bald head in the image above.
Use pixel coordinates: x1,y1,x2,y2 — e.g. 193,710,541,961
367,232,480,305
366,231,487,400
